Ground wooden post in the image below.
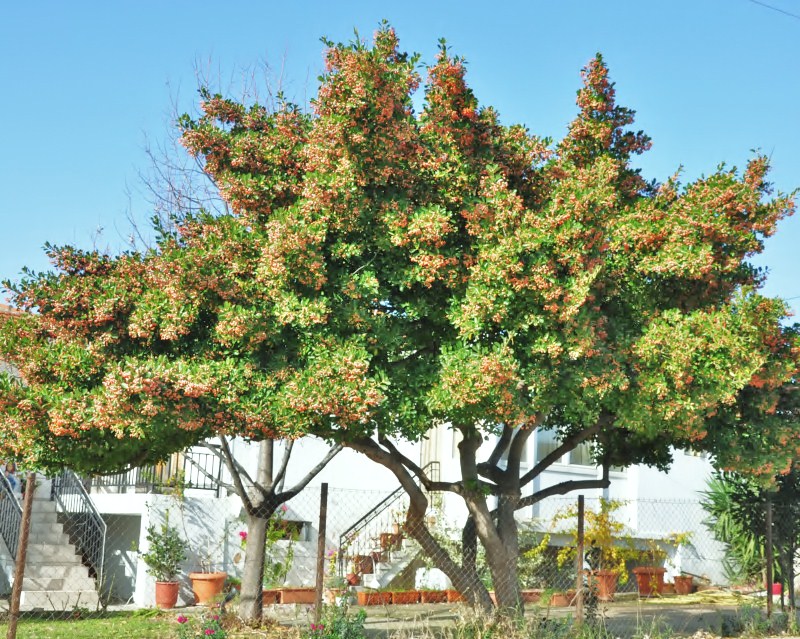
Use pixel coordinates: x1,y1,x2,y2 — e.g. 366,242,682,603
575,494,585,626
7,472,36,639
765,498,773,619
314,483,329,625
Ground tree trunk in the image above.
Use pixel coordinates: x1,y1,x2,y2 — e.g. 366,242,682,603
238,439,274,621
239,512,268,619
491,494,522,613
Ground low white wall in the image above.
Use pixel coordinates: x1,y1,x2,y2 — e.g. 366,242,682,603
134,493,242,607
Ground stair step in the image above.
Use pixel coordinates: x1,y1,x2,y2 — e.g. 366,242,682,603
22,576,97,591
30,499,57,512
28,531,70,545
24,565,94,580
20,589,99,611
29,511,58,524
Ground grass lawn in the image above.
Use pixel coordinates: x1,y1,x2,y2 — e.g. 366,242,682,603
0,610,297,639
0,614,174,638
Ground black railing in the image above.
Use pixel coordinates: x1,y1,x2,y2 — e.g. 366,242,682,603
0,472,22,560
88,449,222,494
338,461,440,576
51,470,107,586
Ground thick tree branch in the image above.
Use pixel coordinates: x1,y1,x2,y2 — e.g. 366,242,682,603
517,463,611,510
505,422,537,482
279,443,342,500
376,433,465,493
203,439,258,491
273,438,294,493
487,424,514,467
519,421,603,487
216,435,254,512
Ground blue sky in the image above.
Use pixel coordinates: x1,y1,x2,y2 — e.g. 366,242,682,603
1,0,798,314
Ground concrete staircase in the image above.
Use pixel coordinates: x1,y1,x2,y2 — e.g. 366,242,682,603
18,499,99,611
361,541,419,590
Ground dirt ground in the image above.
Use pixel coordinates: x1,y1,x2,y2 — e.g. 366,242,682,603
264,594,791,638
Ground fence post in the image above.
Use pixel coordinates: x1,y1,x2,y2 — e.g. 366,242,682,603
575,494,584,626
314,483,329,625
7,472,35,639
765,498,773,619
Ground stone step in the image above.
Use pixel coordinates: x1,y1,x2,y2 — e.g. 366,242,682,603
27,521,63,535
28,530,70,545
20,589,99,611
30,499,57,512
29,510,58,525
22,575,97,591
26,543,83,565
23,564,94,580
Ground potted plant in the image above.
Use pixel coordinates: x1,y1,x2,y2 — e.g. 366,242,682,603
186,518,235,605
632,533,691,597
673,574,694,595
188,545,228,605
323,549,349,604
357,588,392,606
554,498,637,602
141,511,187,609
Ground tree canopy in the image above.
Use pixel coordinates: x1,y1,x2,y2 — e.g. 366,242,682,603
0,25,797,611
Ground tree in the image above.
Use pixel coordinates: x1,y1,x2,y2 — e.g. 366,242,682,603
0,245,344,619
2,25,797,614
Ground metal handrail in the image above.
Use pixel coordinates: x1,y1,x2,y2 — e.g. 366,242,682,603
51,470,107,587
338,461,440,575
183,449,225,497
0,471,22,559
88,449,222,494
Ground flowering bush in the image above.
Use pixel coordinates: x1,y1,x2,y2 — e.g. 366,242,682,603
176,612,227,639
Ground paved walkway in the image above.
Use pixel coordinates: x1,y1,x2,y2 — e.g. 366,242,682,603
262,599,787,638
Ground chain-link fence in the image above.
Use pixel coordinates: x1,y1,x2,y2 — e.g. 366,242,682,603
0,469,793,638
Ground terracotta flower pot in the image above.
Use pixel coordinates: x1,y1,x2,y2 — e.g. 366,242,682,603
354,555,373,574
420,590,448,603
262,588,281,604
632,566,666,596
154,581,179,609
673,575,693,595
446,589,466,603
380,532,402,551
586,569,619,602
357,590,392,606
188,571,227,605
345,572,361,586
391,590,420,604
280,587,316,604
548,590,576,607
521,589,542,604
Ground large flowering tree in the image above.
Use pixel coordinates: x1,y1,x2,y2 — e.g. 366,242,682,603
1,25,798,613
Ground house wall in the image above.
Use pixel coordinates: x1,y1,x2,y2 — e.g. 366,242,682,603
222,436,419,493
102,514,141,603
92,428,728,604
134,493,242,607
